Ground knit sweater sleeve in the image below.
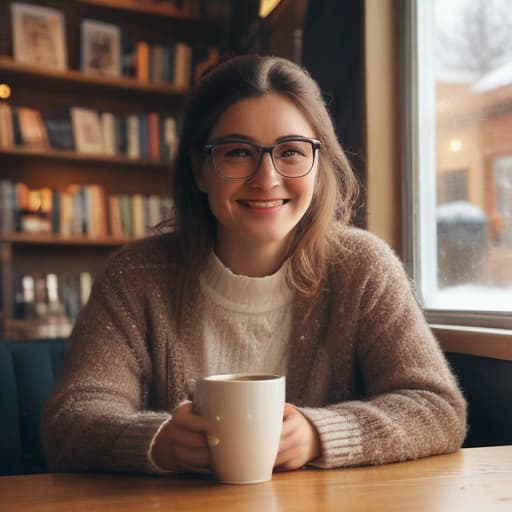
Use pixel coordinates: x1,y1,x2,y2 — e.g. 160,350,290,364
299,230,467,468
41,250,171,474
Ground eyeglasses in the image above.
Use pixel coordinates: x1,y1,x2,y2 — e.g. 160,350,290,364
203,136,321,180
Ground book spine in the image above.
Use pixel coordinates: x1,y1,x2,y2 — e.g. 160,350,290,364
135,41,150,82
148,112,160,160
126,115,140,159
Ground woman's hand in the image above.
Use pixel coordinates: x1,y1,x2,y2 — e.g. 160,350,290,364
274,403,321,471
150,402,211,472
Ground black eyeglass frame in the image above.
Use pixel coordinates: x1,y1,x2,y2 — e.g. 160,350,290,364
202,136,322,180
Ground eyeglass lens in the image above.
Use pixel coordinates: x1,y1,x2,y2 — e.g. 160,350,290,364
212,140,316,179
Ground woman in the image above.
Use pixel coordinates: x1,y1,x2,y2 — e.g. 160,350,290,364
42,55,466,474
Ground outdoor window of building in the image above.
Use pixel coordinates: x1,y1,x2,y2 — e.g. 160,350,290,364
403,0,512,328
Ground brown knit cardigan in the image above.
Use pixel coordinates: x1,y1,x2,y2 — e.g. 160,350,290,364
42,227,466,473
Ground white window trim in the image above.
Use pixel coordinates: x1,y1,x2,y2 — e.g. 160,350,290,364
400,0,512,333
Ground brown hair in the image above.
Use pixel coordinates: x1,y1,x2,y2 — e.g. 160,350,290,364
164,54,359,326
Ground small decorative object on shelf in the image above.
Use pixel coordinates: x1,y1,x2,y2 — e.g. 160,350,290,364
81,19,122,77
11,2,67,71
71,107,104,154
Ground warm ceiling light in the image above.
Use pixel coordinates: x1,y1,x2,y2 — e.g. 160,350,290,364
449,138,462,152
0,83,11,99
259,0,281,17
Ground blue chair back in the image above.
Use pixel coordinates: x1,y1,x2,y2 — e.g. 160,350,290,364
0,338,69,475
446,352,512,448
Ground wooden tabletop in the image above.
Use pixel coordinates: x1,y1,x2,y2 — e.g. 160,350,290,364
1,446,511,511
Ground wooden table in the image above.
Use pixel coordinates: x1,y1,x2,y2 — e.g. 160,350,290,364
1,446,511,511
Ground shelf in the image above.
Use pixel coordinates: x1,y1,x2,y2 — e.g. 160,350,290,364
0,57,188,98
0,146,170,170
1,233,134,246
78,0,220,22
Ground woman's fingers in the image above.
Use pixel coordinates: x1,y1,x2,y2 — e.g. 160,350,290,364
151,402,212,471
173,444,211,468
274,403,321,471
172,402,211,432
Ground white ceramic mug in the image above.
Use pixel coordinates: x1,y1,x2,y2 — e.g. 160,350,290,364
194,373,285,484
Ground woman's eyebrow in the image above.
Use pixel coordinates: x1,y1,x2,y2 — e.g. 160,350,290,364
210,133,313,144
210,133,257,143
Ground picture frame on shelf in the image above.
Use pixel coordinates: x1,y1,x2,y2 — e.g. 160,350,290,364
70,108,104,155
11,2,67,71
81,19,122,77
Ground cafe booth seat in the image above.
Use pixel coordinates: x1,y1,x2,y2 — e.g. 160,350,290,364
445,352,512,448
0,337,511,476
0,338,69,476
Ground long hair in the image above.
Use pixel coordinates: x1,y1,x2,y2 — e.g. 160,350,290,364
164,54,359,327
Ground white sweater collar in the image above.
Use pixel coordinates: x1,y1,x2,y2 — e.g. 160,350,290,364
199,252,294,313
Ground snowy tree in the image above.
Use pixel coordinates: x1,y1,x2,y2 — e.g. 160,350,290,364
435,0,512,74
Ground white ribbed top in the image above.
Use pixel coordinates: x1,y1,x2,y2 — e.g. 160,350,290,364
197,252,295,377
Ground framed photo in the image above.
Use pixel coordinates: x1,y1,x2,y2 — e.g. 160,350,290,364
70,108,104,155
81,19,121,77
11,3,67,71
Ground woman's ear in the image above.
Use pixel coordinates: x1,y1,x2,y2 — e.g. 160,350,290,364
192,156,207,192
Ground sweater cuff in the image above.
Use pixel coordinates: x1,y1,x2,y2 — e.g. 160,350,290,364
147,417,176,474
298,406,363,468
102,412,173,474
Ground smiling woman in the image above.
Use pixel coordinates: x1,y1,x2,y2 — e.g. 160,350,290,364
192,93,320,276
41,55,466,477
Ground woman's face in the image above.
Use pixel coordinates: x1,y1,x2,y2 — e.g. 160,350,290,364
194,93,319,258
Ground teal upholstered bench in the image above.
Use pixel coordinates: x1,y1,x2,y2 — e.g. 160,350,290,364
0,338,69,476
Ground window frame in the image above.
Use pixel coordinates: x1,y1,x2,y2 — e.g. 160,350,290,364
400,0,512,332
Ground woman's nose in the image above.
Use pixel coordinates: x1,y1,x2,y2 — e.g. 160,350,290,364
247,152,281,188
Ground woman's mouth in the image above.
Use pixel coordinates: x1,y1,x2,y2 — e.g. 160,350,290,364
238,199,289,208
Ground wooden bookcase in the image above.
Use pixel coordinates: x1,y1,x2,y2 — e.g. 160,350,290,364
0,0,231,339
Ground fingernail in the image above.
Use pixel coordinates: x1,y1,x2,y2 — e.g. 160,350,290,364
207,435,220,447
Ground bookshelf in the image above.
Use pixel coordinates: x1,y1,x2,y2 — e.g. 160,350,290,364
0,0,231,339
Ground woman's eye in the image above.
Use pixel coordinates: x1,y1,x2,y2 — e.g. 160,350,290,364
276,145,306,158
222,145,255,158
226,149,251,157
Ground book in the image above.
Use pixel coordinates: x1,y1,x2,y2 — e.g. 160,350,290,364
126,115,140,158
70,107,103,154
114,115,127,155
131,194,146,237
60,191,74,236
121,36,136,78
0,103,14,148
108,195,123,238
51,189,61,234
119,194,133,236
17,107,49,150
147,194,162,229
0,180,15,235
161,45,175,83
148,112,160,160
149,45,164,83
101,112,116,155
44,112,74,151
163,116,178,161
138,114,149,160
135,41,150,82
174,42,192,88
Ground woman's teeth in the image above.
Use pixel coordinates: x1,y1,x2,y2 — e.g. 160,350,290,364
242,199,285,208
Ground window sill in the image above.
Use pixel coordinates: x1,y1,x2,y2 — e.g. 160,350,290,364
432,324,512,361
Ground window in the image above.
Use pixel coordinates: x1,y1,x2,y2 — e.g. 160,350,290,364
402,0,512,328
